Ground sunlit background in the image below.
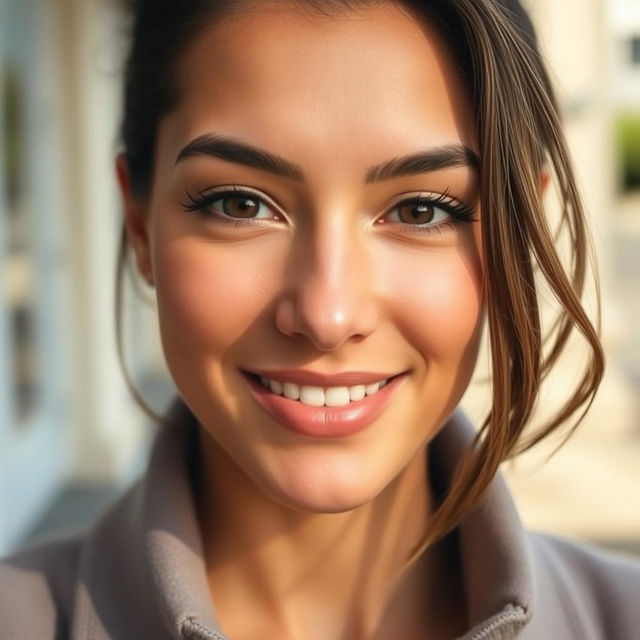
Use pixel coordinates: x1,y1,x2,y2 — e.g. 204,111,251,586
0,0,639,556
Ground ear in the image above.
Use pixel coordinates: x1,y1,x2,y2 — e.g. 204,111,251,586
116,153,154,286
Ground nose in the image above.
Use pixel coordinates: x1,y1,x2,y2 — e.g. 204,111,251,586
274,221,381,351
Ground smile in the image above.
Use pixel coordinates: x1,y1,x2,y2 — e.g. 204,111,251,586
256,376,390,407
242,370,409,438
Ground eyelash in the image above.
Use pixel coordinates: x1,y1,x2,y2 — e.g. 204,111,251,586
179,185,477,234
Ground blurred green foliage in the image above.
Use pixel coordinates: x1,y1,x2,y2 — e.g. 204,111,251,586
616,112,640,192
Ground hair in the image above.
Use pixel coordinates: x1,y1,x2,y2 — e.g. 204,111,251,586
116,0,605,568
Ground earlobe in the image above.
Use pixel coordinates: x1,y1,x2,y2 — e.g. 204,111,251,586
115,153,155,286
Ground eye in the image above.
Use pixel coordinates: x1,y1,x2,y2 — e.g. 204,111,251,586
382,193,476,233
212,193,272,219
391,200,449,225
180,187,282,224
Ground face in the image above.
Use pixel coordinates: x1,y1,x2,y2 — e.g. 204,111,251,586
122,1,484,513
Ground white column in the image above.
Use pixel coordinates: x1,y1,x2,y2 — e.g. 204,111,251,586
54,0,149,484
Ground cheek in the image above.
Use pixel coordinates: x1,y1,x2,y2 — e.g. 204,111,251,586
151,229,285,359
383,243,484,368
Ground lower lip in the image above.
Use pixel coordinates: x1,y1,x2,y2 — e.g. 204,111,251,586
242,372,408,438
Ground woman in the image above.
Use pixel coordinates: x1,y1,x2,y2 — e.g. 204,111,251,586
1,0,639,638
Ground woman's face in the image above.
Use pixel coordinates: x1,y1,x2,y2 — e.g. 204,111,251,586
124,1,484,512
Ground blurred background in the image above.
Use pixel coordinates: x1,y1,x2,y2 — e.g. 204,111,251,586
0,0,639,556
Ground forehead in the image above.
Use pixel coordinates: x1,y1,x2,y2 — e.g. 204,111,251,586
162,1,476,177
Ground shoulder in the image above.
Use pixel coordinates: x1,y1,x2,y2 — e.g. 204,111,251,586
0,530,85,639
526,530,640,638
528,530,640,593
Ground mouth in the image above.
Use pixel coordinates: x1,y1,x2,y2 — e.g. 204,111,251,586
241,370,409,438
242,371,403,407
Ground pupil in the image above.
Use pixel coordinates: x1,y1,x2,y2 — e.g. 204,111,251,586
224,196,259,218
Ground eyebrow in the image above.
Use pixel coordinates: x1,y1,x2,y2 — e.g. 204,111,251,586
175,133,479,183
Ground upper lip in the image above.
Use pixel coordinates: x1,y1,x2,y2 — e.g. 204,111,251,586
243,368,406,387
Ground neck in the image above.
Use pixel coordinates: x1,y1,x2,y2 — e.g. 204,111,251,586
194,429,462,639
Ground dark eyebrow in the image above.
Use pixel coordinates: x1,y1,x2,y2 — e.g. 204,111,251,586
364,144,479,182
175,134,479,182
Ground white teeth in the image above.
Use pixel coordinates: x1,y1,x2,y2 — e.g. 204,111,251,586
283,382,300,400
349,385,366,401
257,375,390,405
269,380,284,395
365,382,381,395
299,386,325,406
324,387,351,407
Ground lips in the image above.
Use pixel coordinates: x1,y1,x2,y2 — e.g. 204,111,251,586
242,370,409,438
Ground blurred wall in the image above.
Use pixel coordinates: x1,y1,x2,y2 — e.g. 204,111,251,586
0,0,155,554
611,0,640,107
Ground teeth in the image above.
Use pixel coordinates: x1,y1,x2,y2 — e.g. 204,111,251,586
365,382,381,395
283,382,300,400
257,376,389,406
269,380,284,395
324,387,351,407
348,385,366,401
299,386,325,406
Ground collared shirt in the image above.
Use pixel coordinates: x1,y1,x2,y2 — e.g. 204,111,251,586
1,396,639,639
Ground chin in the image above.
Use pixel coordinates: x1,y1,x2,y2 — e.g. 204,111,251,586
257,455,392,515
280,489,376,515
272,488,379,515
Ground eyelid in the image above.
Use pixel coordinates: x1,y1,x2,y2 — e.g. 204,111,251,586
384,190,463,210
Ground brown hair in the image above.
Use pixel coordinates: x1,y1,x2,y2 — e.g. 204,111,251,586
115,0,605,565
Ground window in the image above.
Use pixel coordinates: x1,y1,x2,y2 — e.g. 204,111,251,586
2,57,40,423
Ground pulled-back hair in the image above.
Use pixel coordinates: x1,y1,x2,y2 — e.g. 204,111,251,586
116,0,604,565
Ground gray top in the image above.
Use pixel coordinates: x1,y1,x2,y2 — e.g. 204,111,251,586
1,396,639,639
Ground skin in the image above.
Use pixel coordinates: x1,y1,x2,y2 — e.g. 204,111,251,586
118,2,485,638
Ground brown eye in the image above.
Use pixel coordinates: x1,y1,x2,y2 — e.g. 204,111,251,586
222,195,261,218
181,188,280,224
397,200,435,224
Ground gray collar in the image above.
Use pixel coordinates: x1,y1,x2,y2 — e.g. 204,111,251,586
75,396,533,639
